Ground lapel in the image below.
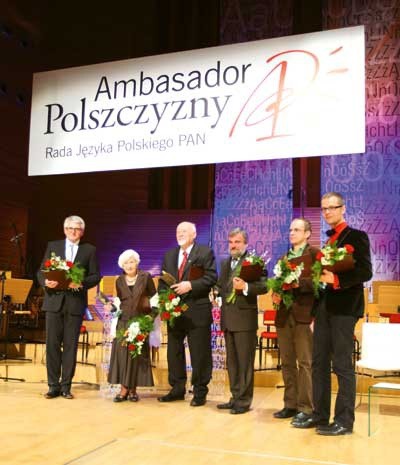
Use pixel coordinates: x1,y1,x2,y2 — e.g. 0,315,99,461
74,242,84,264
220,258,232,291
228,251,247,280
171,247,180,279
55,240,67,260
301,243,310,257
184,243,198,278
336,227,351,247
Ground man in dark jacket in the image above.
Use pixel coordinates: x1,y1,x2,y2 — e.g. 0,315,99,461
293,193,372,435
157,221,217,406
216,227,267,414
273,218,318,424
37,215,101,399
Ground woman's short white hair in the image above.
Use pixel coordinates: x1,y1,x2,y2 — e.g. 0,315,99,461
118,249,141,269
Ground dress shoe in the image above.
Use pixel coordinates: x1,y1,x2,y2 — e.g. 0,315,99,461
217,402,235,410
291,411,312,425
292,417,328,429
190,397,206,407
157,392,185,402
61,391,74,399
44,390,60,399
128,393,139,402
273,407,298,419
316,422,352,436
230,406,250,415
113,394,128,402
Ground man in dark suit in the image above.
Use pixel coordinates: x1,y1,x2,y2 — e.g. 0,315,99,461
216,227,267,414
157,221,217,406
273,218,318,423
293,192,372,435
37,215,100,399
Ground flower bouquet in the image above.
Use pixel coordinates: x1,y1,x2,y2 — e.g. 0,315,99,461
267,258,304,310
42,252,85,290
226,251,267,304
311,242,355,296
152,288,188,327
116,314,154,359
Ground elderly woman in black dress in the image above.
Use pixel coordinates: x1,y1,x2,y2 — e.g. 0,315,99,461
106,249,156,402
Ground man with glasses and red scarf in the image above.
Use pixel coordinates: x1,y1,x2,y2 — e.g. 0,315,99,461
293,193,372,435
37,215,100,400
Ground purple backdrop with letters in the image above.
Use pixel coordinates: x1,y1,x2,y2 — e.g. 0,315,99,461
213,0,294,272
321,0,400,283
212,160,293,273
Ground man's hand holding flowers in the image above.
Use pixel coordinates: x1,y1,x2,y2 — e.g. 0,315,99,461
319,269,335,284
267,258,304,310
42,252,85,290
232,277,247,292
311,242,355,295
171,280,192,295
226,251,267,304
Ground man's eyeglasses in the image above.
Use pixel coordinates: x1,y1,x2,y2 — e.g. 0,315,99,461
321,205,343,213
66,227,82,232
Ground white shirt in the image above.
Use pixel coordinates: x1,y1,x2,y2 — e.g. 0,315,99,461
65,239,79,262
178,244,194,267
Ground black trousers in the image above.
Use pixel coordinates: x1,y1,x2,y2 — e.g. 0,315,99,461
166,324,212,399
312,301,357,429
225,330,257,409
46,306,83,391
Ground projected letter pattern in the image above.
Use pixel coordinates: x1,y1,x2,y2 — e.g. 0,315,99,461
322,0,400,281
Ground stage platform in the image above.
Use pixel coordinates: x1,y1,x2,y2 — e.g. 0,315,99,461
0,382,399,465
1,341,399,397
0,341,282,390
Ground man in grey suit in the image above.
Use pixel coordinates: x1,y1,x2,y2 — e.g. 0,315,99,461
37,215,101,399
217,228,267,414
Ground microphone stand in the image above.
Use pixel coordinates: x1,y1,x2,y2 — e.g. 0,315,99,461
10,224,25,277
0,271,25,382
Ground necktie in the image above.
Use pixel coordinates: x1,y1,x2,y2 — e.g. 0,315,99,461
69,244,75,262
178,251,188,281
326,229,335,237
231,258,238,270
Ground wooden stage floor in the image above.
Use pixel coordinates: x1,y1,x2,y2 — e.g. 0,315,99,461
0,375,399,465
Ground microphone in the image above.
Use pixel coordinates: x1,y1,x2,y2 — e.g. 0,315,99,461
10,233,24,242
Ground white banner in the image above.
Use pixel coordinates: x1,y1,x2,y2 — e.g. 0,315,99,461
28,26,365,176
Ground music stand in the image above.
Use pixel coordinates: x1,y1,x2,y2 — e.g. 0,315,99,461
0,278,33,382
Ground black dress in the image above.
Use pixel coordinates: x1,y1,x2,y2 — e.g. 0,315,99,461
107,270,156,388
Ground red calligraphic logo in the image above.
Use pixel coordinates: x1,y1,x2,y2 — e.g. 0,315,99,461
229,47,347,142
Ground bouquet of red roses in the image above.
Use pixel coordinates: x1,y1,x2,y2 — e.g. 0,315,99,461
42,252,85,289
152,288,188,327
116,314,154,358
311,242,355,296
267,258,304,310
